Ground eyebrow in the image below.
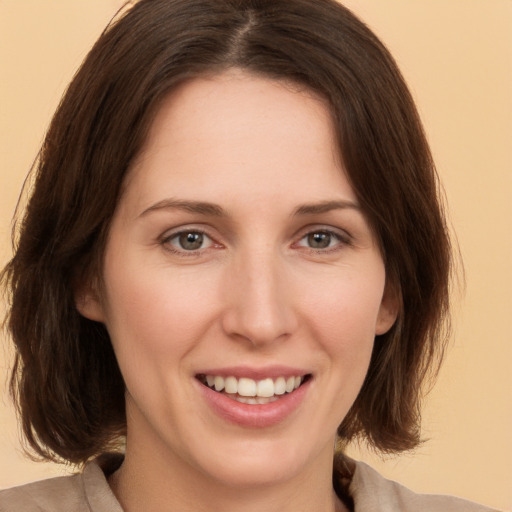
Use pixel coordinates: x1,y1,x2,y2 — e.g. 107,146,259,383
139,199,226,218
293,200,360,216
138,198,360,219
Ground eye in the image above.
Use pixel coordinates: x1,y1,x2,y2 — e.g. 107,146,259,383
165,230,214,252
296,230,347,250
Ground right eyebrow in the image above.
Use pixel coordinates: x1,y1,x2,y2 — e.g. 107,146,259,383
138,199,226,218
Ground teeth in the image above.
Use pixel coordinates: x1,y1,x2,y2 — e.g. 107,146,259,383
214,376,225,392
274,377,286,395
238,377,257,397
257,378,274,397
203,374,305,398
234,395,280,404
224,376,238,394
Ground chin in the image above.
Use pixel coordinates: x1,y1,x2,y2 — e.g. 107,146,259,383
192,435,329,489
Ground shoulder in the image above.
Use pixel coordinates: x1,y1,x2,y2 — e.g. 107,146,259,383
0,472,86,512
349,459,500,512
0,460,122,512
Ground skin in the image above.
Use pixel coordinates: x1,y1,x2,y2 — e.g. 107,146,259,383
78,70,397,512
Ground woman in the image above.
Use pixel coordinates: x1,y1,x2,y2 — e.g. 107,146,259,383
0,0,500,510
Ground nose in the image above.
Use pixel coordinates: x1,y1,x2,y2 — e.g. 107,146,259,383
221,249,298,347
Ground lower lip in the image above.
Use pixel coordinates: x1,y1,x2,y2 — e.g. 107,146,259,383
196,378,311,428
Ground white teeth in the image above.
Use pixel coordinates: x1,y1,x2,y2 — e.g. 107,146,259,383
203,374,305,399
238,377,257,397
224,376,238,394
214,376,225,392
257,378,274,397
234,396,280,404
274,377,286,395
257,396,279,404
285,376,295,393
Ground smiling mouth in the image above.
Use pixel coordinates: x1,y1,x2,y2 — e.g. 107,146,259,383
197,374,311,404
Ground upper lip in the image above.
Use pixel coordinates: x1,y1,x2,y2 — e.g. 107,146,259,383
195,365,311,380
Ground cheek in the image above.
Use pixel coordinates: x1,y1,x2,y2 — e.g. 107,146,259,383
300,266,385,378
291,269,385,432
99,263,223,418
305,270,385,338
101,260,221,363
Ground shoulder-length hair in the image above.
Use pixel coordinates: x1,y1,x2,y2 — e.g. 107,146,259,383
1,0,451,464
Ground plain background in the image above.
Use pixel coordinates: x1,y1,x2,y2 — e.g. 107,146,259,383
0,1,510,510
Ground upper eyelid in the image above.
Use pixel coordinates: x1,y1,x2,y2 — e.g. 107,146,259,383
165,230,212,242
160,229,219,258
292,226,354,253
159,227,215,249
293,224,352,240
299,229,345,240
160,224,217,240
158,223,353,248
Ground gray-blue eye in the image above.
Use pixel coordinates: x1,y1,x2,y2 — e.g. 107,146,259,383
168,231,213,251
298,231,342,249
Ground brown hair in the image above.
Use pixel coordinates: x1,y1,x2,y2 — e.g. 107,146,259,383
1,0,451,464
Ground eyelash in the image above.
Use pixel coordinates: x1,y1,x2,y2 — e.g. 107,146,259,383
160,227,351,257
161,229,218,257
294,229,351,254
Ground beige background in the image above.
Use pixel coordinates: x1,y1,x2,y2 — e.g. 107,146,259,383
1,1,511,510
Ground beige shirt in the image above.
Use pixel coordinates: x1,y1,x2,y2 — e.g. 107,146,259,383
0,458,499,512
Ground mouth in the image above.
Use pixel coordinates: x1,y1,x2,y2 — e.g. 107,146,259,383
196,374,312,405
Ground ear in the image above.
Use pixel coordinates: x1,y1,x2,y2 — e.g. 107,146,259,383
375,281,399,335
75,278,106,323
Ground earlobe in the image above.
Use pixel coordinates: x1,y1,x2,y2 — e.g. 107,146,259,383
75,281,106,322
375,283,400,335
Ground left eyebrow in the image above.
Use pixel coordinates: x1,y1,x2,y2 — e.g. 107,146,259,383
293,200,361,216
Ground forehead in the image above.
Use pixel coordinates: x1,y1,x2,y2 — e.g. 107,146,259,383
122,70,354,213
136,71,338,161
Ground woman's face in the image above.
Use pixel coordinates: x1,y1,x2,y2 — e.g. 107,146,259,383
79,71,397,488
